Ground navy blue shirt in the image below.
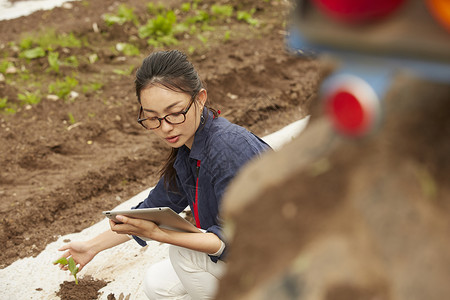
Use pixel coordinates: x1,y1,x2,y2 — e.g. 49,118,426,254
132,108,270,262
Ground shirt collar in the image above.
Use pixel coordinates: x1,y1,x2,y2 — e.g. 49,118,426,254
175,107,214,164
189,107,214,161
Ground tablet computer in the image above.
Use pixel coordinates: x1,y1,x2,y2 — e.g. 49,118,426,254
102,207,202,233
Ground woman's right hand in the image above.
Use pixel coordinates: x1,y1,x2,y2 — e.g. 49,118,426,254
55,241,97,272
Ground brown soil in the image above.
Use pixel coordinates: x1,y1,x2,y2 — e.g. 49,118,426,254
56,276,109,300
0,0,322,298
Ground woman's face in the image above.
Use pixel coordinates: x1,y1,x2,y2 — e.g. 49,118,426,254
139,85,206,149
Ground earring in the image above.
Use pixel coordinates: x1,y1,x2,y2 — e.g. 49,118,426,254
200,114,205,124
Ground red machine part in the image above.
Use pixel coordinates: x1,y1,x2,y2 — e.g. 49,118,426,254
324,75,380,137
312,0,406,23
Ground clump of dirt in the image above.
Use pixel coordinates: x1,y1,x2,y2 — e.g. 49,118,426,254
56,276,109,300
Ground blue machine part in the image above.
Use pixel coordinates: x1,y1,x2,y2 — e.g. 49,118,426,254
287,25,450,86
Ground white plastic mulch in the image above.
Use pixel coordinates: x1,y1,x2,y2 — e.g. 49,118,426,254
0,116,309,299
0,0,79,21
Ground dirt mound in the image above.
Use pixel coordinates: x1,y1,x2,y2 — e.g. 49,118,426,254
217,75,450,300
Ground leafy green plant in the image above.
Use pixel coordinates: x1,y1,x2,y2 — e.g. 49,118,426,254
18,91,41,105
211,4,233,19
237,9,259,26
103,4,138,26
67,112,76,124
185,10,210,25
53,257,79,284
38,30,82,49
0,60,14,74
191,0,202,10
18,29,83,62
138,10,179,47
82,82,103,93
0,87,15,113
3,107,16,114
64,56,79,68
116,42,140,56
113,65,135,76
19,37,34,50
20,29,82,52
188,45,196,54
147,3,166,15
47,51,60,73
48,76,79,100
0,97,8,109
181,3,191,12
19,47,46,59
223,30,231,42
197,34,208,44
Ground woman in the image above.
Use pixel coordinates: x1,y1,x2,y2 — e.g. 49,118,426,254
56,50,270,299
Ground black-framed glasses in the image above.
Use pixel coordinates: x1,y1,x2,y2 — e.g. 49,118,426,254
138,96,195,130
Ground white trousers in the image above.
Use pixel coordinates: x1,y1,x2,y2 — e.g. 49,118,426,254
143,245,226,299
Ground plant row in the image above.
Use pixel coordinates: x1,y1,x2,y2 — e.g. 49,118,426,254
0,0,266,114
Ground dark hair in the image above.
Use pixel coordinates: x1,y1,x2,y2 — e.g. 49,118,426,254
135,50,217,190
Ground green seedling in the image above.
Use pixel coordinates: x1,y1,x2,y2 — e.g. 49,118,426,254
237,9,259,26
188,45,196,55
67,112,76,124
223,30,231,42
181,3,191,12
19,47,46,59
211,4,233,19
48,76,79,100
185,10,210,25
53,257,79,284
38,30,82,49
3,107,16,114
82,82,103,93
47,51,60,73
64,56,79,68
18,91,41,105
103,4,138,26
19,37,34,50
138,10,179,47
115,42,140,56
0,60,14,74
197,34,208,44
113,65,135,76
138,10,175,38
191,0,202,10
0,97,8,109
20,29,82,53
147,3,166,15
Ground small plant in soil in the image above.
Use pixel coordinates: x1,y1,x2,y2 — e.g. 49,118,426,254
211,4,234,19
48,76,79,100
67,112,76,125
237,9,259,26
0,97,8,109
103,4,138,26
53,256,79,284
47,51,60,73
17,90,41,105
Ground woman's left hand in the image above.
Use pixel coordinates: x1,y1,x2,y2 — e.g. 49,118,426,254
109,215,162,240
